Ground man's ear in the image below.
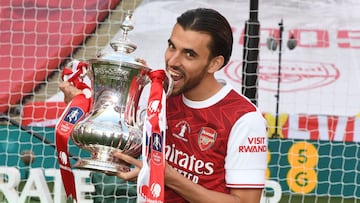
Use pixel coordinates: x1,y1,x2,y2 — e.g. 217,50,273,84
208,55,224,73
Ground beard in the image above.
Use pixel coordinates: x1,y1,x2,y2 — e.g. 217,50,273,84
170,64,209,97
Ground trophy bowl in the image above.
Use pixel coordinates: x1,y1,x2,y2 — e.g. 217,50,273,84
70,11,170,175
71,59,150,174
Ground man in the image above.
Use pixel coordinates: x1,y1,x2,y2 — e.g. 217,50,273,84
114,8,268,203
60,8,268,203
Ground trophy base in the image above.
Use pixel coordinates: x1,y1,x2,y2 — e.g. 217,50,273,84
74,158,130,176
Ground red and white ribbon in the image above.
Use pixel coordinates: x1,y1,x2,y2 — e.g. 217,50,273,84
137,70,167,203
55,60,92,201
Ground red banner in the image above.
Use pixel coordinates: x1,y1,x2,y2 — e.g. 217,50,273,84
55,61,92,201
0,0,120,113
55,94,91,200
137,70,166,203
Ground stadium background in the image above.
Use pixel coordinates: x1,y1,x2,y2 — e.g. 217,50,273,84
1,0,360,202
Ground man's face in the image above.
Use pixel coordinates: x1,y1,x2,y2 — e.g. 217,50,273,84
165,24,212,96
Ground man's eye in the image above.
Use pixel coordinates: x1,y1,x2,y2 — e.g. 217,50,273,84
186,51,196,58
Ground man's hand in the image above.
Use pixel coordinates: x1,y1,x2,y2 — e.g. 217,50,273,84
113,151,143,182
59,81,82,104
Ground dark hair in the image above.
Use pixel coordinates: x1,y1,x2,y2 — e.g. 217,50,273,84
176,8,233,68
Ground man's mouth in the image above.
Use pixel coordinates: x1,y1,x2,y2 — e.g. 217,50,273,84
167,69,183,82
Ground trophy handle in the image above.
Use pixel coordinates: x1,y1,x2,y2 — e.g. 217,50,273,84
164,70,173,97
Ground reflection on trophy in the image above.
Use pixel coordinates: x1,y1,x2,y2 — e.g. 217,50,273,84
71,10,172,174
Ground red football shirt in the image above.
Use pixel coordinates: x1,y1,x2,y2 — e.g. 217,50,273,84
164,83,268,202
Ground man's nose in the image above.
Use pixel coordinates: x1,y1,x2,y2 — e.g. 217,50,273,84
166,52,181,67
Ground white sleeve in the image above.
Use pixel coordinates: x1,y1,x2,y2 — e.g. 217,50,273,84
225,109,268,188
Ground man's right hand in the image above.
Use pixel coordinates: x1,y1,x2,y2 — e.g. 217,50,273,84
59,81,82,104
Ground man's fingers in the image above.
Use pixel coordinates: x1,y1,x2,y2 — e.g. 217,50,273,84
59,81,82,103
135,58,147,66
113,151,142,181
113,151,143,168
115,167,140,182
58,81,70,91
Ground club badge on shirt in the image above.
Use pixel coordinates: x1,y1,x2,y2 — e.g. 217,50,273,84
198,127,217,151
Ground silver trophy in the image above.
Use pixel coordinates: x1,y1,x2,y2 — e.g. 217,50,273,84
71,11,172,174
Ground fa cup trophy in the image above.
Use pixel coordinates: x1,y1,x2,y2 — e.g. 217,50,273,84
70,11,172,174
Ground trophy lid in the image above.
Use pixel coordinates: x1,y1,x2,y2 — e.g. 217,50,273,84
92,10,147,69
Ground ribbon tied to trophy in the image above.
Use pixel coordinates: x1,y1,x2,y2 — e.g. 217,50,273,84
137,69,167,203
55,60,92,201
